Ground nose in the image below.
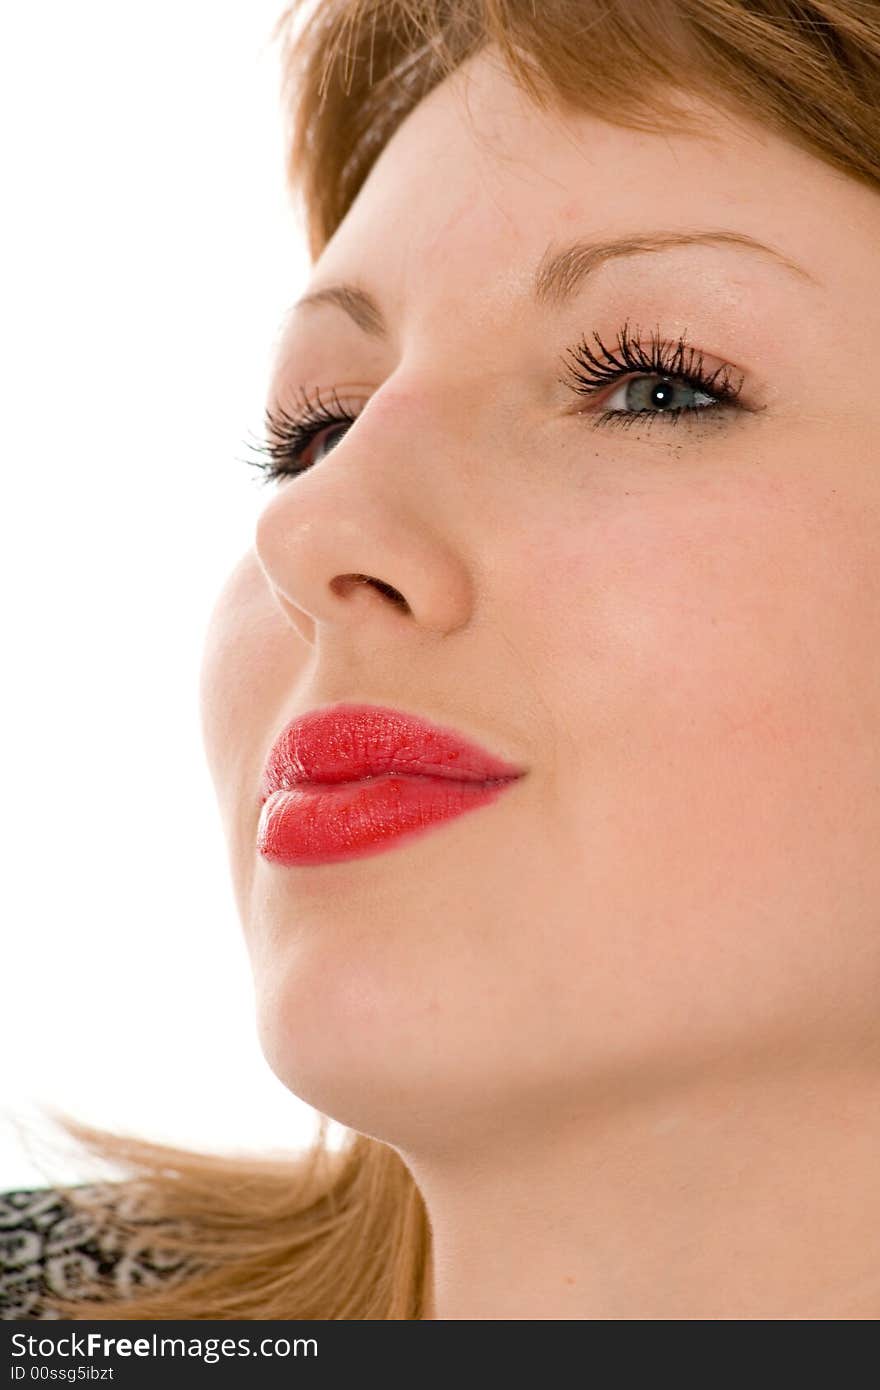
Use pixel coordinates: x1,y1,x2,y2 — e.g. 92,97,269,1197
252,383,475,647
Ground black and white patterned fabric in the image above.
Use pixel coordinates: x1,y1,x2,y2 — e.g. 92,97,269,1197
0,1185,193,1320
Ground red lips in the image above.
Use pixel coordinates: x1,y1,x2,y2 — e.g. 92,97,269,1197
257,702,526,866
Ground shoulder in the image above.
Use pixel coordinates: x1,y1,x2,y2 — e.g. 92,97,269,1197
0,1185,192,1321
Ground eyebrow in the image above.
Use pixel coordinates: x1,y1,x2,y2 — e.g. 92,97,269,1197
292,228,819,339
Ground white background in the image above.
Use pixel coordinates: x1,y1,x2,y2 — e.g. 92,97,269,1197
0,1,341,1188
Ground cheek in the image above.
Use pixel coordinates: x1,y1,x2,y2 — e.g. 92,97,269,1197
198,550,310,819
573,477,879,763
199,550,318,930
517,470,880,1036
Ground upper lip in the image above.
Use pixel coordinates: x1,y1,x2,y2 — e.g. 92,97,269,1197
259,702,527,801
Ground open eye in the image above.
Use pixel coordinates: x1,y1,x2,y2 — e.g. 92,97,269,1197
558,320,746,429
243,388,361,484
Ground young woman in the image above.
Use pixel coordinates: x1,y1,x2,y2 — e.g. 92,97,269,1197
3,0,879,1320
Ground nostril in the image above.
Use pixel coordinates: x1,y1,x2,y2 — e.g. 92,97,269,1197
371,578,410,610
332,574,411,612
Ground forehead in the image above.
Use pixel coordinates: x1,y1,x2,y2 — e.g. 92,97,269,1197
310,49,851,320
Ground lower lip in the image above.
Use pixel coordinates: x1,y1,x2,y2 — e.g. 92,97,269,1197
257,772,519,866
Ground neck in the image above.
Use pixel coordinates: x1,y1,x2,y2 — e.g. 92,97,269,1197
408,1062,880,1320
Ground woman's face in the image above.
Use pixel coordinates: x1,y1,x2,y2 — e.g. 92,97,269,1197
200,50,880,1149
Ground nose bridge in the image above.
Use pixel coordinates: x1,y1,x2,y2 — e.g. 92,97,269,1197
362,342,512,486
341,340,521,522
358,358,482,454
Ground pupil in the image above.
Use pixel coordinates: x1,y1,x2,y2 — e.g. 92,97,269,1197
652,379,673,408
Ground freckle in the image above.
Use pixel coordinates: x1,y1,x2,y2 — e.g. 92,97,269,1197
564,1275,576,1285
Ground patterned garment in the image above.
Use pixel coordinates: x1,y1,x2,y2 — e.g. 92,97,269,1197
0,1185,193,1320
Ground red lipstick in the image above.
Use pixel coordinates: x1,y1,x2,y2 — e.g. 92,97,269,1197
257,702,526,866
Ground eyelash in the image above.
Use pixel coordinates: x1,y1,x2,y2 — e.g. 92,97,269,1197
244,319,746,485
